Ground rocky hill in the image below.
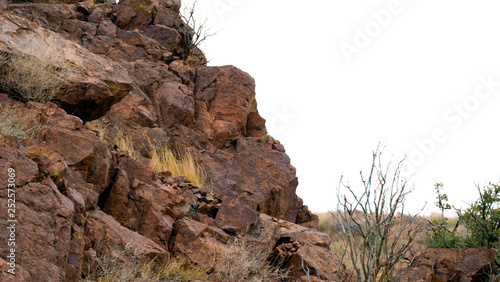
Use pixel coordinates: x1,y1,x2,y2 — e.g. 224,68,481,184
0,0,353,281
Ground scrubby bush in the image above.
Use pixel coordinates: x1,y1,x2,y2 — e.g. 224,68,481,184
212,240,287,281
180,0,215,65
335,146,425,281
427,182,500,249
0,46,65,103
0,105,40,138
460,183,500,249
141,257,210,282
426,183,466,249
81,241,209,281
426,227,465,249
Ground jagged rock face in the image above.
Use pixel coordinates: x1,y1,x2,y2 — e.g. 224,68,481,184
0,13,133,120
0,0,329,280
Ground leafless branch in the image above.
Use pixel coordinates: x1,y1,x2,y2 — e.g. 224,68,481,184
335,146,425,281
180,0,216,52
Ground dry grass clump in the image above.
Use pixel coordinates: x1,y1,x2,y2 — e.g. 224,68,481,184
141,257,210,281
86,120,109,142
0,105,40,138
0,45,65,103
149,142,207,188
212,240,287,282
87,123,208,189
81,242,209,282
81,242,142,282
112,129,142,159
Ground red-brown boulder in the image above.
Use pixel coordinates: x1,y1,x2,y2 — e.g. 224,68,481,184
396,248,497,282
215,196,260,235
116,0,159,30
201,136,302,220
0,14,133,121
0,181,75,281
194,66,266,146
170,217,230,267
102,167,181,248
84,210,168,263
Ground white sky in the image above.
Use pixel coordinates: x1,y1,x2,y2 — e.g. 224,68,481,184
186,0,500,214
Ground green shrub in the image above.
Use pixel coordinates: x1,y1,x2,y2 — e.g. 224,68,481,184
427,182,500,249
426,183,465,248
459,183,500,249
426,228,466,249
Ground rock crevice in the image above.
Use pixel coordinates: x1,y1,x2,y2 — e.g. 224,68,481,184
0,1,334,281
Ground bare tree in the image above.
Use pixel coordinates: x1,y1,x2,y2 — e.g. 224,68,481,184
334,145,424,281
180,0,216,65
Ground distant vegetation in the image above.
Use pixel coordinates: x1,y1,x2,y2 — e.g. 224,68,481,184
427,182,500,250
319,146,500,280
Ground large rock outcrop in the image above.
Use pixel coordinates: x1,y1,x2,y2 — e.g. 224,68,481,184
0,0,331,281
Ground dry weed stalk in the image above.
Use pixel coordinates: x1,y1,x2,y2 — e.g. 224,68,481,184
212,240,287,281
86,120,109,142
335,145,425,281
149,141,207,188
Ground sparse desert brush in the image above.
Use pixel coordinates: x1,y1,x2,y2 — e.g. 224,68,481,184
335,145,425,281
86,119,109,142
180,0,215,66
0,105,40,138
81,244,210,282
149,142,207,188
92,124,208,189
141,256,210,281
113,129,141,159
0,44,66,103
81,242,142,282
212,240,287,282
